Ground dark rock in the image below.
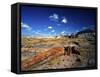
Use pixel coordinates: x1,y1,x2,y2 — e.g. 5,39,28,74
64,46,71,55
76,58,81,62
72,46,80,55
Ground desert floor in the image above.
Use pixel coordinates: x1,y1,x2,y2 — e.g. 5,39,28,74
21,37,96,71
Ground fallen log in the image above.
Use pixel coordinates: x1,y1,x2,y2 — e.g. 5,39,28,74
21,47,64,70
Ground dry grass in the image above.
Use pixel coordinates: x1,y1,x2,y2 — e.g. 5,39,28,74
21,37,96,71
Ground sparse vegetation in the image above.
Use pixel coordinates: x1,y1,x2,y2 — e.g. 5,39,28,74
21,36,96,71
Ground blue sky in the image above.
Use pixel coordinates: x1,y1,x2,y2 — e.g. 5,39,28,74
21,6,96,37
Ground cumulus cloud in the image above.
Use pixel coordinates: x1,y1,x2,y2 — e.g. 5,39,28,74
49,13,68,25
48,26,52,29
51,30,55,32
49,13,59,22
21,22,32,30
61,31,66,35
34,30,41,34
61,17,67,24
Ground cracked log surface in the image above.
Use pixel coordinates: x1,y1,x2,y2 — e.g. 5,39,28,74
21,47,64,70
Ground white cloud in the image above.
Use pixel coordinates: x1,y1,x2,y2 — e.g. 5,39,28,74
61,31,66,35
53,13,58,19
35,30,41,34
49,13,59,21
21,22,32,30
61,17,67,24
35,32,41,34
48,26,52,29
61,31,65,34
51,30,55,32
49,13,68,25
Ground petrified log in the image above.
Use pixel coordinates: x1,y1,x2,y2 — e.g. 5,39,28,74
64,46,71,55
21,47,64,70
71,46,80,55
64,45,80,56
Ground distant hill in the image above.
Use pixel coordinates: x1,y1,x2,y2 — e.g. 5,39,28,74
75,28,95,38
76,28,95,35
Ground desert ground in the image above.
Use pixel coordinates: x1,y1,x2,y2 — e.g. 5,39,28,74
21,37,96,71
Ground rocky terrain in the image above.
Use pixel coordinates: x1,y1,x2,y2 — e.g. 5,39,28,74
21,34,96,71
